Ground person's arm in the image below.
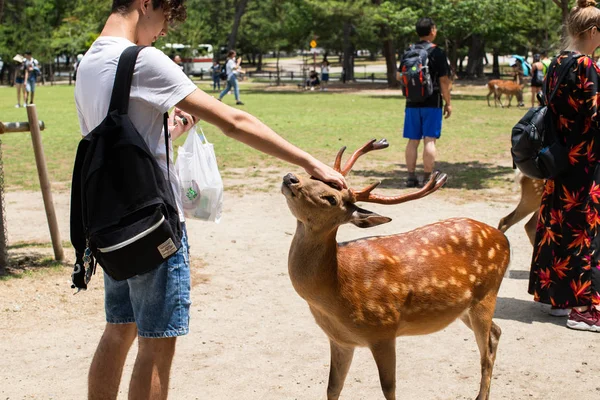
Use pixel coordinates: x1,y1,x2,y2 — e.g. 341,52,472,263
176,89,347,188
439,76,452,119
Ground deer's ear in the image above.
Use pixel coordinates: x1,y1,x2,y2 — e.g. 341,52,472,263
349,206,392,228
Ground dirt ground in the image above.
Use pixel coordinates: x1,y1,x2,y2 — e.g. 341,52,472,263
1,173,599,400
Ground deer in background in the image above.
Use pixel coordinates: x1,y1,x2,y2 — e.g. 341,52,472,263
487,79,525,108
281,139,511,400
497,172,544,245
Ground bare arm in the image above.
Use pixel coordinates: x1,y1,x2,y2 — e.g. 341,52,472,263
176,89,347,189
439,75,452,119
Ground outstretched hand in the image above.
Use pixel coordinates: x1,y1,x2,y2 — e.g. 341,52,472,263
306,160,347,190
169,107,196,140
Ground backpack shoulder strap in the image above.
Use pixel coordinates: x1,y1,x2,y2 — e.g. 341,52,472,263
544,54,578,105
108,46,146,115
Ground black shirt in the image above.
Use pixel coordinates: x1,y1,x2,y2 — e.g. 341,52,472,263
404,41,450,109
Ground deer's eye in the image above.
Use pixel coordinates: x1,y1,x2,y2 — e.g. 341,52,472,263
323,196,337,206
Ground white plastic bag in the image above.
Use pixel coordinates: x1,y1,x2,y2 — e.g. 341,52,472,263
175,125,224,222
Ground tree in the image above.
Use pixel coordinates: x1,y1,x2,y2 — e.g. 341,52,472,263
227,0,250,51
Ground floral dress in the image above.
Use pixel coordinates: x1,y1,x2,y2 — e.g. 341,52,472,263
529,52,600,308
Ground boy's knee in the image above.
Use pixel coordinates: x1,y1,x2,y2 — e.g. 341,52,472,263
102,323,137,345
138,337,177,357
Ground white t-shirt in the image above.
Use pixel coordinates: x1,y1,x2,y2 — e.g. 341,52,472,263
225,58,237,79
321,64,329,74
75,36,198,221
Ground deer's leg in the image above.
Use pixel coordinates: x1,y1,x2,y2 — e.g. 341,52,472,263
498,202,535,233
524,210,539,246
369,339,397,400
463,294,502,400
487,90,492,107
327,341,355,400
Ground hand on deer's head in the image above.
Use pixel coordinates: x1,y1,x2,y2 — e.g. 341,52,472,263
281,139,448,232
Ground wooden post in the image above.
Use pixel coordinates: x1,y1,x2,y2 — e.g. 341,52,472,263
0,121,45,134
25,105,64,261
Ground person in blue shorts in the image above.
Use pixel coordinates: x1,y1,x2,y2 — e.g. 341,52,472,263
23,51,39,105
401,17,452,188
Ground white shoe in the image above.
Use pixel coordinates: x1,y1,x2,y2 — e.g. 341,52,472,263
15,104,20,108
549,307,571,317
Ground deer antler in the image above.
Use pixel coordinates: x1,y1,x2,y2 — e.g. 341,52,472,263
334,139,389,176
352,171,447,204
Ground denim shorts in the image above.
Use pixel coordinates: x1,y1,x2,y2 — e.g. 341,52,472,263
26,78,36,93
103,226,191,338
403,107,443,140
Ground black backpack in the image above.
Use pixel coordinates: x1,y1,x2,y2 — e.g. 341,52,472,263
70,46,182,289
400,42,435,102
511,55,578,180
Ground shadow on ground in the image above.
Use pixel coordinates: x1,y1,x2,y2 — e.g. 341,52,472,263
351,161,514,190
0,246,66,279
494,296,565,326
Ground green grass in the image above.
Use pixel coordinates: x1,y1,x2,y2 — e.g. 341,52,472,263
0,81,528,193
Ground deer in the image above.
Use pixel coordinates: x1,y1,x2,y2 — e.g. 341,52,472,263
497,172,544,245
486,79,524,108
281,139,511,400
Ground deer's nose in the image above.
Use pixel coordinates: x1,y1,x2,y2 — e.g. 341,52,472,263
283,173,299,186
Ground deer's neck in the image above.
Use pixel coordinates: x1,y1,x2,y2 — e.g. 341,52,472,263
288,221,339,299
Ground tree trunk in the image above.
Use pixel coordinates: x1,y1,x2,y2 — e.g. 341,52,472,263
382,38,399,88
227,0,249,51
492,50,500,78
553,0,570,42
276,50,281,86
342,21,355,82
448,40,459,77
257,53,263,71
466,34,485,78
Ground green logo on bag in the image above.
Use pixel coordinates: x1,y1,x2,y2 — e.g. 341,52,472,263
186,187,198,201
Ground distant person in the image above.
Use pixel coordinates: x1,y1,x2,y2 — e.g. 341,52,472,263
307,70,320,90
23,51,39,105
541,51,552,75
210,60,221,91
511,58,524,85
320,59,330,91
173,54,184,72
528,0,600,331
73,54,84,82
13,56,26,108
530,53,544,107
218,50,243,105
399,17,451,188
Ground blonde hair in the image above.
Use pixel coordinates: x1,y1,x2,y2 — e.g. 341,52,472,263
565,0,600,45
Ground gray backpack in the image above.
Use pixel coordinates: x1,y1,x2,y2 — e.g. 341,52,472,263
400,43,435,102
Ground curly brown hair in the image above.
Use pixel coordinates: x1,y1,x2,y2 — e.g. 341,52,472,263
112,0,187,23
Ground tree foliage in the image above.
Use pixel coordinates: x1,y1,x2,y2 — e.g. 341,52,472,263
0,0,565,83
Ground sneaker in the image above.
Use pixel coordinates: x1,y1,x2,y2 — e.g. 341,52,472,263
549,306,571,317
236,101,244,105
566,308,600,332
405,176,420,188
15,104,20,108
